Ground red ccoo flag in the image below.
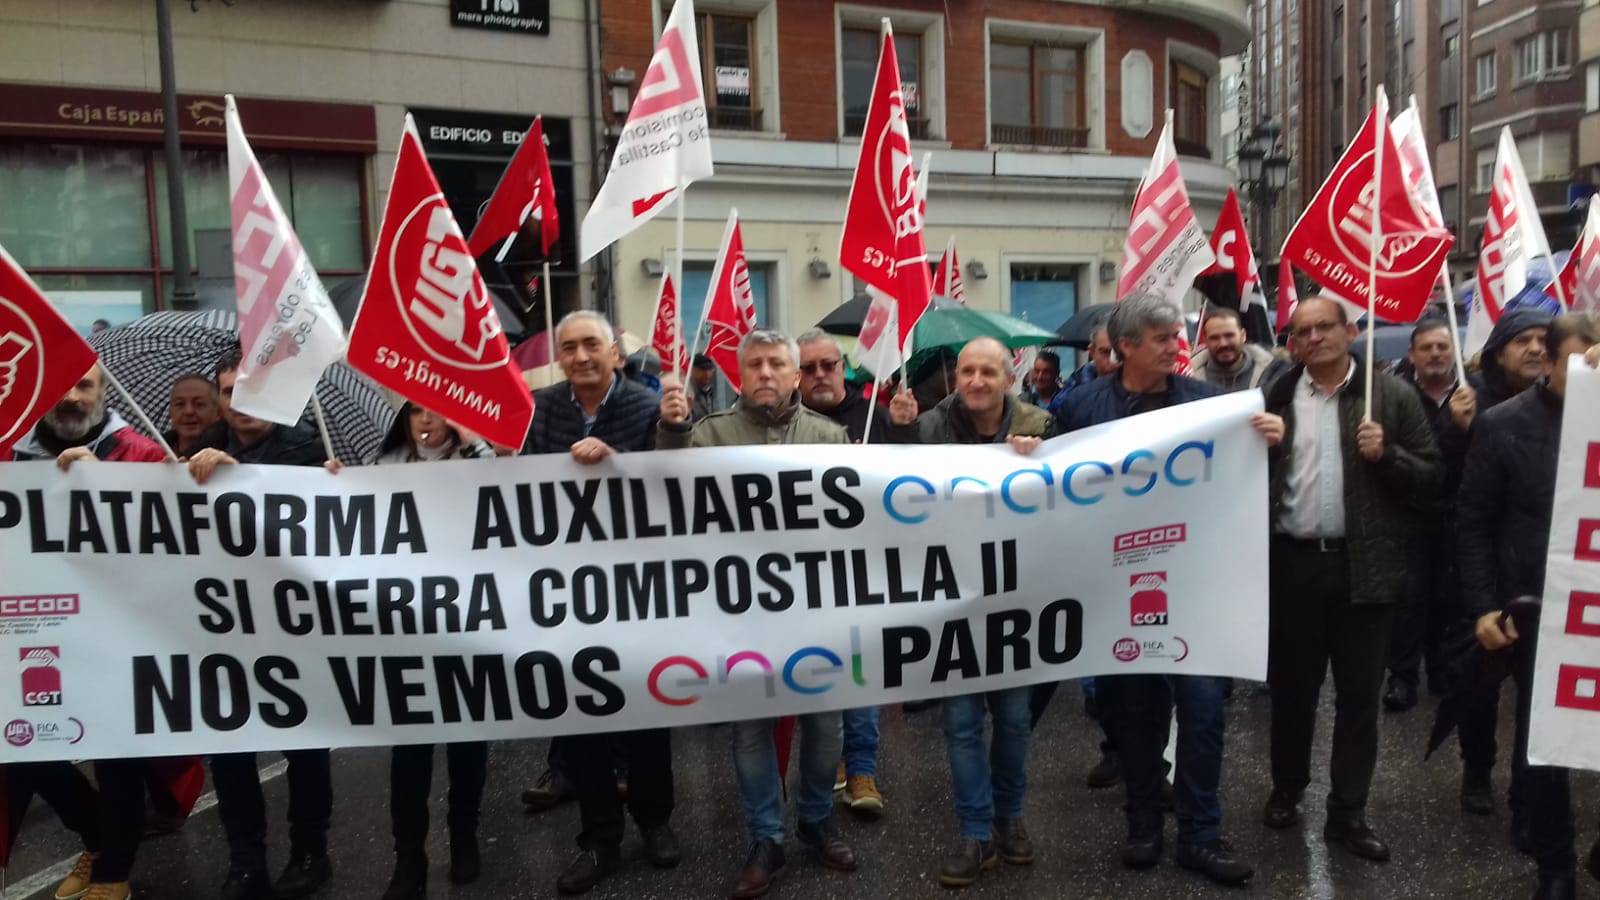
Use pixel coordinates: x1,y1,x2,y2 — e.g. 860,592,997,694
0,242,100,452
839,20,932,355
933,237,965,304
650,272,689,377
468,116,561,261
697,210,758,392
349,116,534,449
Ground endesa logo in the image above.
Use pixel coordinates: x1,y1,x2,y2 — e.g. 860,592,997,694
647,628,866,707
1130,573,1170,626
20,646,61,706
0,594,79,617
4,718,33,747
1114,524,1187,554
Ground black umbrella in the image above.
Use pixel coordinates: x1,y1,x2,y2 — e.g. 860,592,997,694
1052,303,1115,348
1425,598,1539,760
815,294,966,336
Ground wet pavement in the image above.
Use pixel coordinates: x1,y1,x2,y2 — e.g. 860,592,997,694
7,682,1598,899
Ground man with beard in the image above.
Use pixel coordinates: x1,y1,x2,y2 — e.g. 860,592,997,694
8,363,167,900
161,373,224,457
1190,308,1291,393
189,348,333,900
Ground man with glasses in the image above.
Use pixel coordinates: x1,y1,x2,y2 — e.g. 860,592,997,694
1260,296,1442,862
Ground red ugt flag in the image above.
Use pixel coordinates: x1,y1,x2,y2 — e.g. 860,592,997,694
1276,260,1300,335
349,116,534,449
0,242,99,451
933,237,965,304
839,21,932,353
468,116,561,260
701,210,758,392
650,273,689,377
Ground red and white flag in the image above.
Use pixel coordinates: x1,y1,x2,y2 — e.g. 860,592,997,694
468,116,560,261
1390,102,1447,229
1467,127,1553,355
225,95,347,425
696,210,758,392
349,116,534,449
0,243,99,451
1548,202,1600,312
580,0,713,262
1276,260,1299,335
1198,187,1268,316
649,273,689,376
933,237,965,304
1282,92,1453,325
839,20,932,356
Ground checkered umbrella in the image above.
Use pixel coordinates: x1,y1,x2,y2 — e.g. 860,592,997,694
86,309,395,464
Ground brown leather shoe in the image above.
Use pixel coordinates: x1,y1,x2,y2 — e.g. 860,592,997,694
797,818,858,871
731,839,785,899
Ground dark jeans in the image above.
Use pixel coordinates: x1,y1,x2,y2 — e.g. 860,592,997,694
390,742,488,855
1388,523,1458,690
1099,674,1226,844
1268,540,1395,823
569,729,674,850
4,760,100,856
3,759,148,881
91,758,148,882
211,749,332,871
1510,607,1575,877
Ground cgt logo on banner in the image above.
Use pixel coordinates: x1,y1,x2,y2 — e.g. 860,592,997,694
1531,364,1600,770
0,392,1269,761
20,646,61,706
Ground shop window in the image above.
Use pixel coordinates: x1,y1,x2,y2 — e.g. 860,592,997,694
701,12,761,131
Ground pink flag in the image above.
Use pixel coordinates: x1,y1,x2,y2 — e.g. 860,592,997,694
1548,203,1600,311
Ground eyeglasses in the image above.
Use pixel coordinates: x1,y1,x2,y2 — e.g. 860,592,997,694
800,358,842,376
1289,321,1344,341
1091,347,1114,358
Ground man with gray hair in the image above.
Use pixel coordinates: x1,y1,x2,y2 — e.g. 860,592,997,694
659,328,858,899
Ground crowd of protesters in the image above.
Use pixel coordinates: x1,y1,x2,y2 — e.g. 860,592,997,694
6,297,1600,900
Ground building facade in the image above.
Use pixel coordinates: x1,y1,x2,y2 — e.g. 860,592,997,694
594,0,1248,346
0,0,598,336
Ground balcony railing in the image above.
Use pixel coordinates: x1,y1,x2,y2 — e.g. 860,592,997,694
708,106,763,131
1174,137,1212,159
845,114,931,140
989,124,1090,148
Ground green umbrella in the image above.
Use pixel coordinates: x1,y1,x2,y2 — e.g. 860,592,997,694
854,306,1057,379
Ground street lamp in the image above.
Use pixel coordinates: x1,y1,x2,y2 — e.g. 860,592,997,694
1237,119,1291,276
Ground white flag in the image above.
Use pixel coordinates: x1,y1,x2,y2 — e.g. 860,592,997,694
1467,127,1552,356
579,0,714,262
225,95,347,424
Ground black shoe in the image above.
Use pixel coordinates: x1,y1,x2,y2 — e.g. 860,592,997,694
382,855,427,900
937,839,997,888
556,848,620,895
993,818,1034,865
1121,829,1163,869
797,818,857,871
1534,873,1577,900
1461,766,1494,816
220,868,271,900
1177,839,1254,885
642,823,682,869
272,851,332,899
449,837,480,885
522,768,576,812
1086,751,1121,789
1382,678,1418,712
1262,787,1301,829
1323,820,1390,862
731,839,786,899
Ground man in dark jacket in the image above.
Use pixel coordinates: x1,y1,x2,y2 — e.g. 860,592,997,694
1462,313,1600,900
518,311,677,896
1057,297,1281,887
188,348,332,900
1261,297,1442,863
1470,307,1552,410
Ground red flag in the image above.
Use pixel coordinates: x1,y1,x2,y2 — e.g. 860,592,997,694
1276,260,1299,334
839,22,932,352
1281,99,1453,324
1548,203,1600,311
349,116,534,449
468,116,561,260
932,237,965,304
0,243,100,451
650,273,689,377
700,211,758,392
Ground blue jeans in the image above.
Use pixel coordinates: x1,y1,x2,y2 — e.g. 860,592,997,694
1099,673,1226,844
942,687,1032,840
842,707,880,778
732,713,842,842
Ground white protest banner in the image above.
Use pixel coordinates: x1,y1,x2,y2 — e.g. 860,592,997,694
0,393,1267,761
1529,361,1600,769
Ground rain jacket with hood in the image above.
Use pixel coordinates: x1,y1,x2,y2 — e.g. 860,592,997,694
1469,308,1555,411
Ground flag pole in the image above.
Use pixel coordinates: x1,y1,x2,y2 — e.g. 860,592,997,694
1364,89,1386,421
309,392,338,464
1439,265,1468,385
1546,246,1572,309
542,259,556,371
673,177,689,380
862,300,899,448
100,363,178,461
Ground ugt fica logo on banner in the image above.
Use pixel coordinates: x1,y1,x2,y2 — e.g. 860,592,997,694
20,646,62,707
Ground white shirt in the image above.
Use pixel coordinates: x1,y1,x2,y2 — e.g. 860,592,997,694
1277,359,1355,539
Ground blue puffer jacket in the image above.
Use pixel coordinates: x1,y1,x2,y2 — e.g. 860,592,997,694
1054,371,1223,432
522,372,660,455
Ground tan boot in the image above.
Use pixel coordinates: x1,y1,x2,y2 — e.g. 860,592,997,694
54,851,96,900
82,884,131,900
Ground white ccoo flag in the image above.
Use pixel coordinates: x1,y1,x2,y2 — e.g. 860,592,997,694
225,95,347,424
1467,127,1553,356
579,0,714,262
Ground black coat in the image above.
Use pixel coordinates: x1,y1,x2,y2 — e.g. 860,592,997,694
1055,372,1222,432
190,422,324,467
522,373,659,455
814,390,916,444
1456,380,1564,620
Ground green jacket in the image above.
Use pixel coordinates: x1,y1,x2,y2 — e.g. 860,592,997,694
657,391,848,449
915,393,1056,444
1264,357,1442,605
